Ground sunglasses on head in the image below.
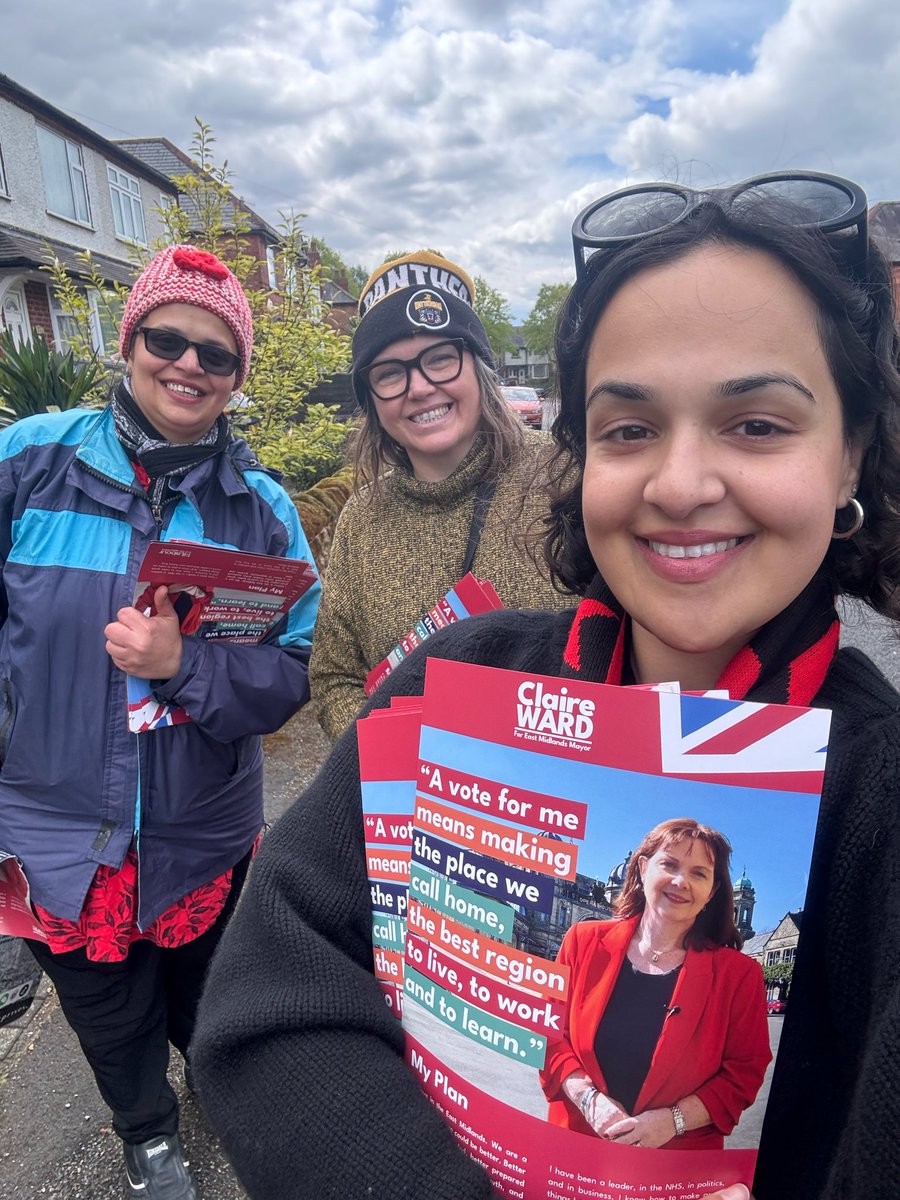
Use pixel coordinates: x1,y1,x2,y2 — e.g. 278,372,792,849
135,326,242,377
572,170,868,279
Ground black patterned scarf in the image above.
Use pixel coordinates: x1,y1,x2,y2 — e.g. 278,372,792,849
560,572,840,705
111,377,228,518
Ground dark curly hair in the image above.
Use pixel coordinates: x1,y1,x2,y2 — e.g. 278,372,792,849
542,199,900,624
614,818,741,952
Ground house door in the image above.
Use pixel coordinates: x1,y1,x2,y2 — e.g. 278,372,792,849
2,286,31,346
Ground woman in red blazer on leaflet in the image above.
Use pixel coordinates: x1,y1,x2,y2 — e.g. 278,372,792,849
540,818,770,1150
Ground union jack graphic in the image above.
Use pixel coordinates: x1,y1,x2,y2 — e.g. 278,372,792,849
657,691,830,791
126,676,192,732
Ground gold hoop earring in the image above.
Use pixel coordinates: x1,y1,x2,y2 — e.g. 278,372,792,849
832,496,864,541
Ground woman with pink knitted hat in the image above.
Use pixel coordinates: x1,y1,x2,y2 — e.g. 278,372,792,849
0,245,320,1199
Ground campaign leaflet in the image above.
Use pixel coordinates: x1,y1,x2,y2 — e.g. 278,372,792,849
363,573,503,697
358,700,423,1018
126,541,317,732
0,850,45,941
0,852,48,1027
397,658,828,1200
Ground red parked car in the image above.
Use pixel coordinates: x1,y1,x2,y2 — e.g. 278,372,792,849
501,385,543,429
766,998,787,1015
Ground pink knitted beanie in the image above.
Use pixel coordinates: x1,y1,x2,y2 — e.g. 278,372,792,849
119,245,254,387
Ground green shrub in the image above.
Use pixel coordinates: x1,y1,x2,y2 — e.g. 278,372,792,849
0,331,108,427
255,403,351,493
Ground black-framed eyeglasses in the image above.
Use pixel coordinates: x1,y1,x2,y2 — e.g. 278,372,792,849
135,326,242,377
360,338,466,401
572,170,868,280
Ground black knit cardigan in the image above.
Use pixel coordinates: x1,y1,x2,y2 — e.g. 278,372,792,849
193,608,900,1200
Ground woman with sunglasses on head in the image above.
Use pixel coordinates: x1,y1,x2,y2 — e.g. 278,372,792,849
0,244,320,1200
308,250,568,740
193,176,900,1200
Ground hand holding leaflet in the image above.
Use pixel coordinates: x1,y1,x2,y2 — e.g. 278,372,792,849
124,541,317,732
105,585,184,679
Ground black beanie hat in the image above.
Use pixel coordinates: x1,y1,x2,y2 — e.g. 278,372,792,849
352,251,494,406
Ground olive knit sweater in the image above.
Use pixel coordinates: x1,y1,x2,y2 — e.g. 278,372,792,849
309,430,570,739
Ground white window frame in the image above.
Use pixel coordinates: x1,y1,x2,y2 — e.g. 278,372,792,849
107,164,147,244
36,124,92,226
49,286,106,355
266,245,278,289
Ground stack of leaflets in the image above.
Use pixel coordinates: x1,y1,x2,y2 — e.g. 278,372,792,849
358,658,830,1198
127,541,317,732
359,699,423,1018
364,573,502,697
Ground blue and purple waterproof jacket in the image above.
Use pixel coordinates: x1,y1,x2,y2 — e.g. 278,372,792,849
0,406,320,926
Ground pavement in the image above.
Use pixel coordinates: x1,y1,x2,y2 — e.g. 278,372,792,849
0,605,896,1198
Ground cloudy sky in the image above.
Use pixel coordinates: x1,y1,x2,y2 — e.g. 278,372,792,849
4,0,900,316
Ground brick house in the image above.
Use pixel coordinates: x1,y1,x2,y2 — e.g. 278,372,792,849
114,137,284,292
0,72,178,352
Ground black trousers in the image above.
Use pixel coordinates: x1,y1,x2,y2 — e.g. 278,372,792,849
27,853,249,1144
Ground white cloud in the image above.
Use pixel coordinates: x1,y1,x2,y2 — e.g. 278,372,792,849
2,0,899,316
614,0,900,189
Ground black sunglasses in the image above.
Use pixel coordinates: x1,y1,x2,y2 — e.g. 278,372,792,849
572,170,868,279
360,338,466,401
135,326,242,377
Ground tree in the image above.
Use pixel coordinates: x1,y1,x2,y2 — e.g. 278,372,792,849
147,120,353,489
40,251,129,401
521,282,570,386
347,264,369,296
472,276,517,362
762,958,794,1000
310,237,368,299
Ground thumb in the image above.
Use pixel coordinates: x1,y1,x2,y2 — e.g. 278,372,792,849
152,585,178,621
708,1187,751,1200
